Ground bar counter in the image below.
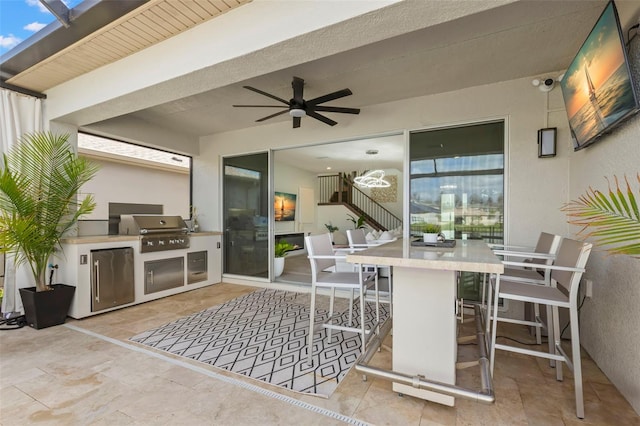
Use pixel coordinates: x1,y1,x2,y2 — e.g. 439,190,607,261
346,238,503,406
346,238,504,274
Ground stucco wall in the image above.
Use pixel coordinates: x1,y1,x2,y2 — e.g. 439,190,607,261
568,115,640,412
567,21,640,413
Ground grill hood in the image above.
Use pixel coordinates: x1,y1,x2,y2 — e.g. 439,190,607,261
119,215,188,235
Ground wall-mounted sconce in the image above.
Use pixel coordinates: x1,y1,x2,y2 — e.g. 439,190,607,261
538,127,557,158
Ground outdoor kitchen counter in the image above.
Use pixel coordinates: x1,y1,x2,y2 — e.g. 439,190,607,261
57,232,223,319
61,231,223,244
346,239,502,407
61,235,139,244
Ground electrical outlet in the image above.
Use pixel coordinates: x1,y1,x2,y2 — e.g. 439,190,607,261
585,279,593,298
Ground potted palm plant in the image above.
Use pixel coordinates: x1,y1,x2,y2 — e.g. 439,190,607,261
0,132,99,328
562,174,639,257
274,239,298,277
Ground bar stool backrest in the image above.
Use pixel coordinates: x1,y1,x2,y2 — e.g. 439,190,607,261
551,238,593,297
305,233,337,276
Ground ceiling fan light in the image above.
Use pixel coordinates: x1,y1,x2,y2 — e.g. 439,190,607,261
289,108,306,117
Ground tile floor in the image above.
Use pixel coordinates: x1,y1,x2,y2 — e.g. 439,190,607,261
1,282,638,425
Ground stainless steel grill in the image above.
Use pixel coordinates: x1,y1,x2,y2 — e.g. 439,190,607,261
119,215,190,253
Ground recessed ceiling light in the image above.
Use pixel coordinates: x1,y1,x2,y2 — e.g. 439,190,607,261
366,149,379,155
326,166,332,170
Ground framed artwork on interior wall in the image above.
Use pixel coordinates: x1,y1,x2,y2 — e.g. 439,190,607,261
274,192,296,221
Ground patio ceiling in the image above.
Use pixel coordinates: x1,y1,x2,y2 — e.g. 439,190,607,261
1,0,619,144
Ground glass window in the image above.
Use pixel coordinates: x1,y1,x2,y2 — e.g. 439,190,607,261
409,121,504,302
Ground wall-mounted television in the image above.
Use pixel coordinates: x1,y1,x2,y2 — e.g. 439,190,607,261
560,1,639,151
274,192,296,221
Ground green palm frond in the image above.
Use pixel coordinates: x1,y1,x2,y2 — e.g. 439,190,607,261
561,174,640,257
0,132,99,290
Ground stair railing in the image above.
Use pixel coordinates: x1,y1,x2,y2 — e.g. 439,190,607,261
318,173,401,231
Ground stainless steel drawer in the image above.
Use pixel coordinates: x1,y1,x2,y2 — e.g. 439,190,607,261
187,251,207,284
144,257,184,294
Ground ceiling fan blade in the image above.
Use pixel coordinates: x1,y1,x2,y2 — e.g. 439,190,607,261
233,105,288,108
306,88,352,106
256,109,289,122
307,110,337,126
293,116,301,128
243,86,290,105
312,105,360,115
292,77,304,104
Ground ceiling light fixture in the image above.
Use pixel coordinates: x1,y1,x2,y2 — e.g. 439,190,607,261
289,108,306,117
354,169,390,188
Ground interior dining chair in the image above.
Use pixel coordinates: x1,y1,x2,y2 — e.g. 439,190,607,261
489,237,593,419
484,232,561,349
346,229,393,317
305,233,380,367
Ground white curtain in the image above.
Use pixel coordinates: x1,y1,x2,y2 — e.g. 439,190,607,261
0,88,43,317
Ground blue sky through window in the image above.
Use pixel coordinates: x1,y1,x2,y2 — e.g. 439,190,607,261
0,0,84,55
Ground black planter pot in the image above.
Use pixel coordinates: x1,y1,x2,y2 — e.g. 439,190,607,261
19,284,75,329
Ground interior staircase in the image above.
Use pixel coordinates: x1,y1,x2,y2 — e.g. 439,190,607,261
318,173,402,231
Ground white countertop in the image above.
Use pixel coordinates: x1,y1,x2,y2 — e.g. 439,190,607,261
346,239,504,274
61,231,222,244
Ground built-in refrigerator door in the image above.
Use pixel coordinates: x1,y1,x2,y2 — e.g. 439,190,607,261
91,247,135,312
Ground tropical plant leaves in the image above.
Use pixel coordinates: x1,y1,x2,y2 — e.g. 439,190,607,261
347,213,366,229
274,240,297,257
561,174,640,257
0,132,99,290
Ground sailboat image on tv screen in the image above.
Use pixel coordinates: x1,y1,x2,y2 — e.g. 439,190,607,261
585,64,605,127
559,1,639,150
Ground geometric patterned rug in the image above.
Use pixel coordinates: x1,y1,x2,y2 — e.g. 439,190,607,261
130,289,388,397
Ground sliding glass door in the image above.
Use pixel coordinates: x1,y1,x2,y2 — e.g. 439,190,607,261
409,121,505,301
222,153,269,278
